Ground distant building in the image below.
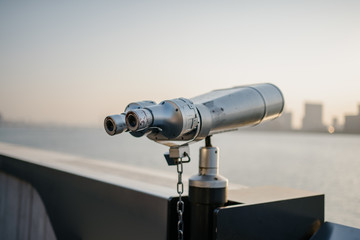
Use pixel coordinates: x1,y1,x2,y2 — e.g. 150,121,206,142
302,103,326,132
253,111,293,131
343,104,360,134
275,112,293,131
331,117,342,133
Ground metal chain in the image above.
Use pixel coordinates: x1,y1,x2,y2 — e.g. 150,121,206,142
176,157,184,240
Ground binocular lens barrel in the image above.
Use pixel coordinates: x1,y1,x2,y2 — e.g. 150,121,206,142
125,109,153,132
104,114,127,136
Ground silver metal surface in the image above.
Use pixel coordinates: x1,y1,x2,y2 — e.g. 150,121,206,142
104,83,284,146
126,108,153,131
169,145,190,159
191,83,284,135
189,174,228,189
189,146,228,189
199,147,219,176
104,114,127,135
145,98,199,140
104,101,156,136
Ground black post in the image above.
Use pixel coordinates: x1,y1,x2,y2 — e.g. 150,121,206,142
189,187,227,239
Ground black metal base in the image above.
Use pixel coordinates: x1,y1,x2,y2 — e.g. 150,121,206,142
214,194,324,240
167,188,325,240
188,186,227,240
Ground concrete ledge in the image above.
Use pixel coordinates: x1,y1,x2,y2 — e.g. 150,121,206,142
0,142,178,240
0,142,178,197
229,185,322,204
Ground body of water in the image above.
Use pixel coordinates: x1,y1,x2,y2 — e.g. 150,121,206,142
0,125,359,228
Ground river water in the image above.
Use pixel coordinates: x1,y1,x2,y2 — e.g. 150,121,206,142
1,125,359,228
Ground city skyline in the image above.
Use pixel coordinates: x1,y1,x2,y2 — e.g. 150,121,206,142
1,101,359,132
1,1,360,128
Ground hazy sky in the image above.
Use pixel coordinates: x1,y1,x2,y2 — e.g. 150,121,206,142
1,0,359,128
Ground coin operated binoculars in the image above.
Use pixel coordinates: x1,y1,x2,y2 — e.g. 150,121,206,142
104,83,284,240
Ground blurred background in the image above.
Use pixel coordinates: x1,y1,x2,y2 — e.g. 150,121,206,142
1,0,360,228
0,0,360,128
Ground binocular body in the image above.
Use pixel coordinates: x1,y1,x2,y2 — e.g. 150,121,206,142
105,83,284,146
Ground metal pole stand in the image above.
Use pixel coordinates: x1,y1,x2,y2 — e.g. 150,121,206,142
188,136,228,240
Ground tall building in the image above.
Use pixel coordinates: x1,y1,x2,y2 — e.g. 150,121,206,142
302,103,326,132
252,111,293,131
277,112,293,131
343,104,360,134
331,117,342,132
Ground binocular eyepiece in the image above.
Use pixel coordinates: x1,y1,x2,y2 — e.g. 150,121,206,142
104,83,284,145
